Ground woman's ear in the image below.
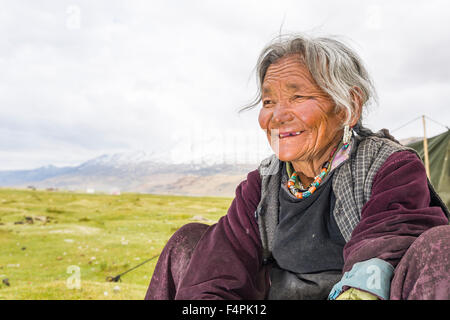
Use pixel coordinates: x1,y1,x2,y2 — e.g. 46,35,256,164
349,86,363,127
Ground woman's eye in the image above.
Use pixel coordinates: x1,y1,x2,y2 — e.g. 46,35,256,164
262,100,273,106
293,95,305,100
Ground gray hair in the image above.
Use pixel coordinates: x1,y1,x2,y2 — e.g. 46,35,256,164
242,34,399,143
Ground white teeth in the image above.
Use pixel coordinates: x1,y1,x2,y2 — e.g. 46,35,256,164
279,131,302,138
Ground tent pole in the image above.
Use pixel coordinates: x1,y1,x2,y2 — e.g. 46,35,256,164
422,115,430,179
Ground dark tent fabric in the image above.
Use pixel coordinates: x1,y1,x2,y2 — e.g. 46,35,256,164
406,130,450,208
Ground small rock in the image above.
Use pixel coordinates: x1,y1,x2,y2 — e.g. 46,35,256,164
34,216,49,223
21,247,26,251
24,217,34,224
113,285,120,293
190,215,215,223
6,264,20,268
2,278,10,286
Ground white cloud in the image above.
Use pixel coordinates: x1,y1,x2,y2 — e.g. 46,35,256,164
0,0,449,170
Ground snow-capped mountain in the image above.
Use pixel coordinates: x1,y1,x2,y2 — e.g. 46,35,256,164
0,150,263,197
82,150,168,168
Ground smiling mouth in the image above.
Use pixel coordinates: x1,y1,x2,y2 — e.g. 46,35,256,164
278,131,303,139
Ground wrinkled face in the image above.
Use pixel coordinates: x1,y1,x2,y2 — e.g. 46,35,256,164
258,54,346,162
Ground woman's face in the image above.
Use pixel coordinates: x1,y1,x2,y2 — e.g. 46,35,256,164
258,54,346,163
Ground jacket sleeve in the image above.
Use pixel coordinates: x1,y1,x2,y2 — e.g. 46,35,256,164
343,150,448,271
175,169,270,300
330,151,448,299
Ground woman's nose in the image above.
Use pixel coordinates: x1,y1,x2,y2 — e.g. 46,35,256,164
272,104,293,125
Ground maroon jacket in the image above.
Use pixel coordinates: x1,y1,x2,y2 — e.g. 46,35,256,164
175,151,448,299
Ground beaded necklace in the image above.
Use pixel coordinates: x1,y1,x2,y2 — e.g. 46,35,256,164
287,143,341,199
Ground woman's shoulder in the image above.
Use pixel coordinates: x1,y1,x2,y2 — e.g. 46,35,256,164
232,168,261,204
355,135,414,155
372,150,425,187
350,135,420,173
233,154,281,207
245,169,262,188
257,154,281,177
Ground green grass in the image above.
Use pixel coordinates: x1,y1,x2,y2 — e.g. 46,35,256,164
0,188,232,300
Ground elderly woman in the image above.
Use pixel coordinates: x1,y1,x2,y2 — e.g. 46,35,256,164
146,34,450,300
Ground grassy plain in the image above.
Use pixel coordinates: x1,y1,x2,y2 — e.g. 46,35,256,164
0,188,231,300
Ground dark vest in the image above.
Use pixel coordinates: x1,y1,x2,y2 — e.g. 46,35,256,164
272,166,345,274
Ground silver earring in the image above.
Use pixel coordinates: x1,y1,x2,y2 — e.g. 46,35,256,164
343,125,352,148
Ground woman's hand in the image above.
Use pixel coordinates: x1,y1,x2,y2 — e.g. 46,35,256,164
336,288,379,300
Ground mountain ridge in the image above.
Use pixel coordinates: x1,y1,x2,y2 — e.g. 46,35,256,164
0,150,263,197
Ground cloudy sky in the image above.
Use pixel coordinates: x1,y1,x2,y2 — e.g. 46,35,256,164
1,0,449,170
